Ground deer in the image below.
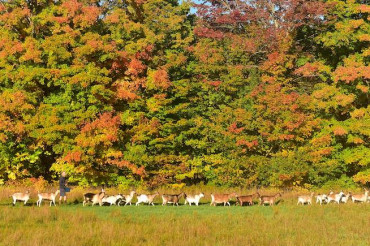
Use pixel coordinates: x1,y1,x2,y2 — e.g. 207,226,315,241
83,188,105,206
136,191,159,206
297,192,314,205
122,191,136,206
11,190,31,206
340,192,352,203
184,193,204,206
162,192,184,206
210,193,237,206
235,193,258,206
327,191,344,204
258,192,282,206
36,190,60,207
102,194,124,206
351,189,368,203
315,194,328,205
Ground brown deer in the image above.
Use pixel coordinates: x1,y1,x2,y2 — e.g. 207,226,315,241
162,192,184,206
235,193,258,206
210,193,237,206
83,188,105,206
258,192,282,206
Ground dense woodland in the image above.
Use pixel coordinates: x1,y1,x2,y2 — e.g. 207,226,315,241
0,0,368,188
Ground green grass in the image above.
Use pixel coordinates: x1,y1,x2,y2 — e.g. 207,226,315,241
0,200,369,246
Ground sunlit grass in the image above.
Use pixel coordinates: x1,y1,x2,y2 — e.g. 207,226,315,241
0,198,369,246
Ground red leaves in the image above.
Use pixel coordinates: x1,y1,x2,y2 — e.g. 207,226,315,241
62,0,82,14
61,0,101,27
294,63,320,77
20,38,42,63
106,12,120,24
152,69,171,90
0,91,33,140
194,27,225,39
278,134,295,141
116,82,140,101
261,52,286,74
75,6,100,26
81,112,120,135
53,16,69,24
78,112,121,148
228,122,244,134
206,80,222,88
63,151,82,163
358,4,370,13
105,151,146,176
126,59,146,77
86,39,104,50
135,45,154,61
236,139,258,149
352,137,364,145
334,66,370,84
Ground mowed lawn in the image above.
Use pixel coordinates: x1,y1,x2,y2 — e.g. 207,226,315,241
0,200,369,246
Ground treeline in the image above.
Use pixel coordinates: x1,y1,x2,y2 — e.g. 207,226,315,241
0,0,368,188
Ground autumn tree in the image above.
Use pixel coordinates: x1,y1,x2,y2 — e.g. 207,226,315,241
0,0,194,186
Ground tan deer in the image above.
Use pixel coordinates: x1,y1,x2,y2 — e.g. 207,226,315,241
162,192,184,206
235,193,258,206
11,190,31,206
122,191,136,206
259,192,282,206
210,193,237,206
297,192,314,205
37,190,60,207
351,189,368,203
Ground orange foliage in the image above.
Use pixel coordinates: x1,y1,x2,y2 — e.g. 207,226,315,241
333,126,347,136
228,122,244,134
63,151,83,163
152,69,172,90
126,59,146,77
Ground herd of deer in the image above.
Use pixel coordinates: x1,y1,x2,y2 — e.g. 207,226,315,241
297,189,369,205
9,189,369,207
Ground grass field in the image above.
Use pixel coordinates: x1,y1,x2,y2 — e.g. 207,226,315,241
0,198,369,246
